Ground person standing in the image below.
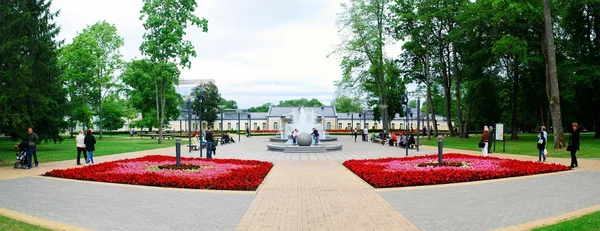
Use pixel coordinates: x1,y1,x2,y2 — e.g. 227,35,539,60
481,126,490,157
353,128,358,142
76,130,88,165
537,131,546,162
541,126,548,157
84,129,96,165
292,129,298,145
567,123,580,168
205,126,214,157
311,128,320,145
363,127,368,142
25,128,39,169
488,126,495,153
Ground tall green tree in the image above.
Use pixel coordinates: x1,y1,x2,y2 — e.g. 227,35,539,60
191,82,221,126
59,21,124,139
95,94,126,132
139,0,208,143
219,99,238,109
249,103,274,112
121,59,182,131
278,98,324,107
0,0,68,142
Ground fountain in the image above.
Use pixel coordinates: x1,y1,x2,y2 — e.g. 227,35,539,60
267,107,342,153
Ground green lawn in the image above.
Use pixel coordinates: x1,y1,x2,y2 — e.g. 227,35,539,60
0,215,52,231
531,210,600,231
420,132,600,158
0,135,177,167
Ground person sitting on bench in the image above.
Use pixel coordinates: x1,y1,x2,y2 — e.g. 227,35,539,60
399,134,407,148
389,133,398,146
191,135,200,150
408,135,416,149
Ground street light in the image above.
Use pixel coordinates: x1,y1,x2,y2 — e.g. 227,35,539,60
247,114,252,138
197,93,204,158
413,92,425,152
401,94,409,156
237,109,243,142
218,104,226,145
184,95,193,153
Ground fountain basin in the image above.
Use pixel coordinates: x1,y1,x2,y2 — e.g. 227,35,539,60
269,136,338,143
266,143,343,153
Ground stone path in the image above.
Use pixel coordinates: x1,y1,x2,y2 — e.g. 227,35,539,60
1,135,600,231
236,160,419,231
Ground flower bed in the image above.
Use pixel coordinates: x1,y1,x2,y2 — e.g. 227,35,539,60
43,155,273,190
343,153,570,188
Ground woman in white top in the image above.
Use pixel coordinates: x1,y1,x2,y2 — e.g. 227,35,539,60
76,130,87,165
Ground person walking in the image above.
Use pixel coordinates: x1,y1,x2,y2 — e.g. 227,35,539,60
76,130,87,165
488,126,495,153
537,131,546,162
567,123,580,168
481,126,490,157
84,129,96,165
25,128,39,169
205,126,214,158
353,128,358,142
541,126,548,157
363,127,368,142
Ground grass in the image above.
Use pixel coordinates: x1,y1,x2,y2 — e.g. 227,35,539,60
0,135,177,167
531,210,600,231
419,132,600,158
0,215,52,231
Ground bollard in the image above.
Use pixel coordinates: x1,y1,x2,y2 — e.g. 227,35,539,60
175,138,181,166
438,136,443,164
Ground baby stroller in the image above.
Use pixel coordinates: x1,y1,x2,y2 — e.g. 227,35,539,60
14,141,28,169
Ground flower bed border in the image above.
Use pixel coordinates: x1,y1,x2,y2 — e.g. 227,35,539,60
343,153,570,188
43,155,273,191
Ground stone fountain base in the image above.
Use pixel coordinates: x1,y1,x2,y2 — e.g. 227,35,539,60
269,136,338,143
266,143,343,153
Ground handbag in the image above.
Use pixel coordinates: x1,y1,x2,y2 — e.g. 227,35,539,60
566,145,571,151
478,141,485,148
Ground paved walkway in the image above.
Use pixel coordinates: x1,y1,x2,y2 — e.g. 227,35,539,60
1,136,600,231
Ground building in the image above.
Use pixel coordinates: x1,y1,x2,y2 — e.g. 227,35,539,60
167,106,454,132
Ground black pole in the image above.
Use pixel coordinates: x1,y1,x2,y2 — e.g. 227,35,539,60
199,96,203,158
220,108,224,146
363,110,366,141
187,100,192,153
503,135,506,152
248,114,252,138
176,138,181,166
417,97,421,151
351,113,354,130
438,136,443,164
406,111,409,157
238,112,241,142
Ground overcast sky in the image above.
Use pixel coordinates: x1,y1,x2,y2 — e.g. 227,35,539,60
51,0,405,109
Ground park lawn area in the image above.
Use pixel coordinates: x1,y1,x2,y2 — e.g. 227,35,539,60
420,132,600,159
531,210,600,231
0,136,177,167
0,215,52,231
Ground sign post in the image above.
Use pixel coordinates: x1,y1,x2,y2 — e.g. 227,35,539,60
495,123,504,153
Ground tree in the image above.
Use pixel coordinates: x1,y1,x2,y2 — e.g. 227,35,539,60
59,21,124,139
139,0,208,143
95,95,126,132
121,59,182,131
332,96,362,112
0,0,68,142
541,0,565,148
408,100,417,109
219,99,238,109
191,82,221,126
278,98,324,107
249,103,273,112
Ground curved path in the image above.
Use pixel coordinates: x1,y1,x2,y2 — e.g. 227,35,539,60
0,136,599,231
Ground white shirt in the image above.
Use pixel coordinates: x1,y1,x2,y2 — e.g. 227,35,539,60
76,134,86,148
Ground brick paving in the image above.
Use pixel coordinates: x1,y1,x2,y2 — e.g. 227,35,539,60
1,135,600,230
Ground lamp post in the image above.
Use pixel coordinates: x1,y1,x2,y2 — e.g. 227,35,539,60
237,109,242,142
380,104,388,133
197,93,204,158
185,96,192,153
401,94,409,156
218,105,226,145
247,114,252,138
414,92,425,152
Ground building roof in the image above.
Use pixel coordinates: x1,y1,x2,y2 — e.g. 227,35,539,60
267,106,337,117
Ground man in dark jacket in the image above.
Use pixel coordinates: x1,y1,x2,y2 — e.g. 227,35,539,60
205,126,214,158
488,126,495,153
26,128,39,169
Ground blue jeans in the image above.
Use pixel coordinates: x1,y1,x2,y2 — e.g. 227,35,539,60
314,136,319,145
538,149,546,162
86,151,94,164
26,147,35,168
292,138,296,145
206,142,213,158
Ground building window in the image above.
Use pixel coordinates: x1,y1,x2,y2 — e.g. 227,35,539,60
326,122,331,130
262,123,266,130
274,122,279,130
373,123,378,129
347,123,351,129
253,122,257,129
227,123,231,130
236,123,239,130
356,123,360,129
245,123,248,129
392,123,395,129
338,123,342,129
219,123,222,130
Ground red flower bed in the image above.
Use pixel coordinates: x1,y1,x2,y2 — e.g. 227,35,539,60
43,155,273,190
343,153,570,188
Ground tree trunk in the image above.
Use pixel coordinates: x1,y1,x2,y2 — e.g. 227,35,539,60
465,99,473,139
510,61,519,140
540,104,546,126
452,44,463,138
543,0,565,148
595,119,600,137
153,62,162,144
438,25,453,136
159,77,166,143
98,95,103,140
